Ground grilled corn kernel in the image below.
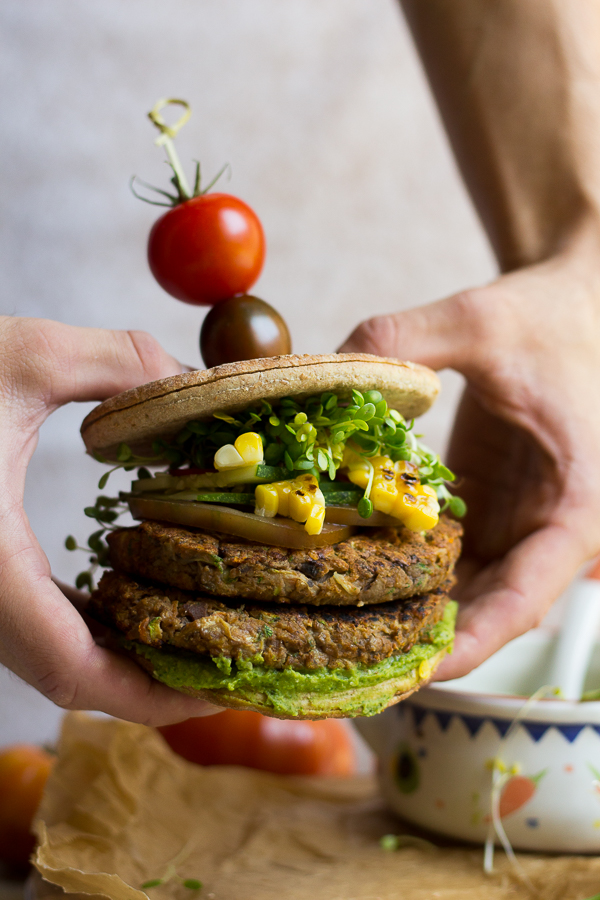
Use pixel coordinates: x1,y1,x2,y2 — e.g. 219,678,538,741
288,475,325,524
255,483,279,517
393,484,439,532
395,459,420,486
371,476,399,515
288,487,314,523
234,432,263,465
254,474,325,533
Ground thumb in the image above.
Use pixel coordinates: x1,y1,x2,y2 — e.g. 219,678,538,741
338,292,486,375
2,317,186,408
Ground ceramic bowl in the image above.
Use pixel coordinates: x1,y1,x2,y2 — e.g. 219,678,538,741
355,630,600,852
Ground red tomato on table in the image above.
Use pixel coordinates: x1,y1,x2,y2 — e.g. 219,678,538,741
0,744,54,871
158,710,357,777
147,193,265,306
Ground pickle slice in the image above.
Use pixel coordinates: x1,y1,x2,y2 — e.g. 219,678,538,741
324,504,400,527
127,495,354,549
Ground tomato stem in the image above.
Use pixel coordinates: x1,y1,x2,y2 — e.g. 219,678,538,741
148,98,193,201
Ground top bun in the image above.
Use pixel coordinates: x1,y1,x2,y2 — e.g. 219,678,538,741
81,353,440,461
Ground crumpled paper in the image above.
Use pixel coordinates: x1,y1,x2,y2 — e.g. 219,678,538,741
32,713,600,900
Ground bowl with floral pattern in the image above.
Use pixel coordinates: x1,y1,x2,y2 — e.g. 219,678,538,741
355,629,600,852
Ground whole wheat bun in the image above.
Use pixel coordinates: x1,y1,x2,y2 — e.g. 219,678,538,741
81,353,440,461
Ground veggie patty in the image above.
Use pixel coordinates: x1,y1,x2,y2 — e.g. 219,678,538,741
106,515,461,607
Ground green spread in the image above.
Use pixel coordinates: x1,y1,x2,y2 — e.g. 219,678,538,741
123,600,457,718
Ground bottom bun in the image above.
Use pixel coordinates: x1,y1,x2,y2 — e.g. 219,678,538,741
114,600,456,720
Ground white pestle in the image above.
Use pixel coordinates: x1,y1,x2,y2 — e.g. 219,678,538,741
546,569,600,701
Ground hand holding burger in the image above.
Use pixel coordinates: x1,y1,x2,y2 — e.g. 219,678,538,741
340,259,600,682
0,316,218,724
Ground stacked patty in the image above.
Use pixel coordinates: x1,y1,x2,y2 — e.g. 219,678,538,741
89,516,461,703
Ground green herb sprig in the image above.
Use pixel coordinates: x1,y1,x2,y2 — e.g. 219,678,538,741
65,494,129,590
94,445,156,490
146,391,465,518
150,391,408,475
87,392,465,522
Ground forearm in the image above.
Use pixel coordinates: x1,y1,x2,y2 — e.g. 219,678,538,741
401,0,600,270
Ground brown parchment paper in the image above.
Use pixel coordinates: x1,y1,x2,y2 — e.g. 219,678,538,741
32,713,600,900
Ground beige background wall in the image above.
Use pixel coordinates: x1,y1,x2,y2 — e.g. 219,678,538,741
0,0,496,743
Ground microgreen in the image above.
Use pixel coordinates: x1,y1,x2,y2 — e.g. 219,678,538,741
89,394,465,520
140,392,465,517
140,862,202,894
65,494,128,590
94,447,162,490
379,833,436,853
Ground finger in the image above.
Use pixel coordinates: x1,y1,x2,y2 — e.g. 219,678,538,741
1,317,186,410
1,535,221,726
53,576,89,613
434,521,587,681
52,578,110,639
338,291,490,375
6,582,222,726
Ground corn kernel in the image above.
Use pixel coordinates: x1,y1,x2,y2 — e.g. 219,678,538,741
418,658,435,681
371,476,399,514
214,432,263,470
254,474,325,533
296,473,325,503
275,480,293,517
393,485,439,531
214,443,245,470
234,432,263,465
395,459,419,479
305,504,326,535
347,467,369,489
255,484,279,517
288,487,315,522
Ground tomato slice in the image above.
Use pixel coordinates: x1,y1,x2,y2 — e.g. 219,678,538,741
324,505,401,528
127,495,354,549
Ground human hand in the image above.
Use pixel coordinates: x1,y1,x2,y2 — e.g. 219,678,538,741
0,316,218,724
339,247,600,679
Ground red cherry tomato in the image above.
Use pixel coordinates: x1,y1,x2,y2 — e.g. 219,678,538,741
158,710,357,777
0,744,54,871
147,193,265,306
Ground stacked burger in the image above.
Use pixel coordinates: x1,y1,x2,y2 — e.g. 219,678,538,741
82,354,462,719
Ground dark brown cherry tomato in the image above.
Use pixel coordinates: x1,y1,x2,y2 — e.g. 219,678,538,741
200,294,291,368
158,710,357,776
147,193,265,306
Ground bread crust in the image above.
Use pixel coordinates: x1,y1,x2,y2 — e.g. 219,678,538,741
81,353,440,461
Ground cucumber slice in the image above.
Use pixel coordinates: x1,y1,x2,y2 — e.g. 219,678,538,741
195,492,255,505
146,490,359,507
319,480,361,494
324,491,361,506
131,464,287,494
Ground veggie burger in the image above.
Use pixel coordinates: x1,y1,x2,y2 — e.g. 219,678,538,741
80,353,463,719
